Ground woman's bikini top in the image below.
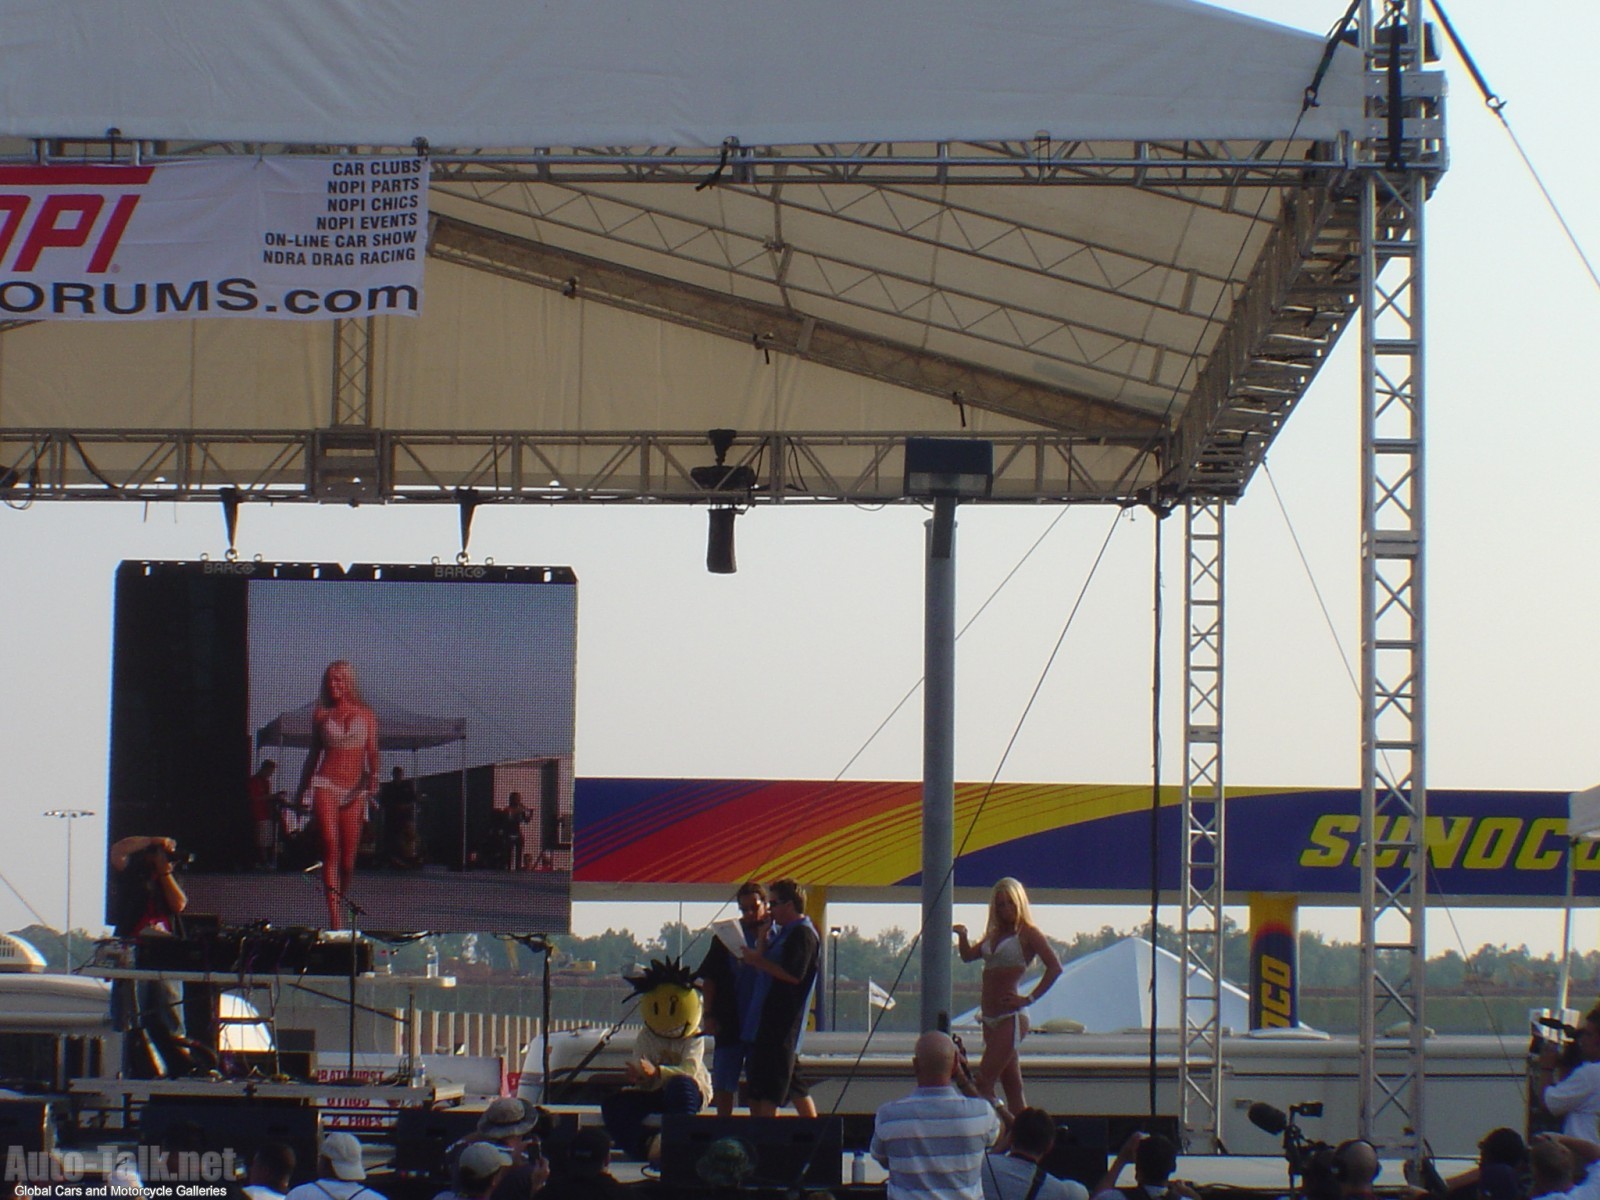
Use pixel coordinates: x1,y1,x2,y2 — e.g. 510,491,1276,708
317,709,369,750
981,932,1027,970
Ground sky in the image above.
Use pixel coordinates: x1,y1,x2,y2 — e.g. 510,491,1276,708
1,0,1597,969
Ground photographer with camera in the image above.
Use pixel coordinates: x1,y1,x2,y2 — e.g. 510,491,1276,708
1092,1131,1198,1200
109,835,194,1078
1541,1008,1600,1141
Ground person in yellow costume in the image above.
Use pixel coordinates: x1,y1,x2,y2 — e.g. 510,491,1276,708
600,958,712,1161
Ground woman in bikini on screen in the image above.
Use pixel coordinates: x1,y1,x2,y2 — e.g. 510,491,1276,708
294,660,379,930
953,876,1062,1112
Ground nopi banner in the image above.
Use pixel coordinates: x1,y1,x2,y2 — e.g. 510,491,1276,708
0,157,426,320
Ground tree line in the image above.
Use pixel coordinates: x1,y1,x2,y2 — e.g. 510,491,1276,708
18,917,1595,1035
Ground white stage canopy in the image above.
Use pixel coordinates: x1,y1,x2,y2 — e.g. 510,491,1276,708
0,0,1420,507
0,0,1363,147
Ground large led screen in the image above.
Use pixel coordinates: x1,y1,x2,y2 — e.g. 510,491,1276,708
107,561,576,934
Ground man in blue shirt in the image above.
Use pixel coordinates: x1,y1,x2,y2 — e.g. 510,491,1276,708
981,1108,1088,1200
872,1030,1001,1200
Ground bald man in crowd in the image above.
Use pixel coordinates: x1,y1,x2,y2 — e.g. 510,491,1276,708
872,1030,1001,1200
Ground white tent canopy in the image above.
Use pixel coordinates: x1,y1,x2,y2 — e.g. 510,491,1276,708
0,0,1408,508
954,936,1253,1034
1568,784,1600,841
0,1,1363,147
256,700,466,755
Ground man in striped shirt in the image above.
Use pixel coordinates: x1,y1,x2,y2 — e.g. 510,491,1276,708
872,1030,1002,1200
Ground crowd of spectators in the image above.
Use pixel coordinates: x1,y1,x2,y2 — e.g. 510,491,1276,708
15,1007,1600,1200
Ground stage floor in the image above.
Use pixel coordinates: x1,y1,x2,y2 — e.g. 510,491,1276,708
175,864,571,932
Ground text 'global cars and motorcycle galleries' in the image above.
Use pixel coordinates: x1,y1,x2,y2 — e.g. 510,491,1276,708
0,157,427,320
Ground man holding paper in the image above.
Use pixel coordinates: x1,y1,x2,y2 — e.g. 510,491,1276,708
741,877,821,1119
695,880,770,1116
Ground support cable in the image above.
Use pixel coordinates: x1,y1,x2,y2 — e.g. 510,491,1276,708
0,867,50,929
632,501,1091,1098
833,507,1128,1106
1429,0,1600,297
1267,458,1528,1079
1262,462,1361,698
1305,0,1364,113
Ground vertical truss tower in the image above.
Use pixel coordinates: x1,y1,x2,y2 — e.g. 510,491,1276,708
1180,501,1226,1151
1357,0,1439,1158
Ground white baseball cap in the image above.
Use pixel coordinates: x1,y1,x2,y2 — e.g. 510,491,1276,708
322,1133,366,1181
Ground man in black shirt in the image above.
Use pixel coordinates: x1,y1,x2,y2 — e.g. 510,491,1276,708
740,877,819,1118
695,880,769,1116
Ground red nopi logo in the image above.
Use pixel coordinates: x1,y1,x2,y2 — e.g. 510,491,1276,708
0,166,153,275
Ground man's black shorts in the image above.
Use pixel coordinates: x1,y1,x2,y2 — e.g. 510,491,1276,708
745,1040,809,1105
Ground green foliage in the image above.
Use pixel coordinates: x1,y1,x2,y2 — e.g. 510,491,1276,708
550,927,650,976
16,913,1600,1037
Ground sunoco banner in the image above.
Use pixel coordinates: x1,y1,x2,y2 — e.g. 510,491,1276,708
0,157,426,320
571,780,1593,903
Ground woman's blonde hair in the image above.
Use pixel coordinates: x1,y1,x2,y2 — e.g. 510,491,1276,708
985,876,1033,939
318,659,364,707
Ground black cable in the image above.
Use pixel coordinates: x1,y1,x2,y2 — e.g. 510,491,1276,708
1427,0,1500,111
1147,510,1163,1118
832,508,1126,1110
695,138,738,192
1304,0,1362,113
1428,0,1600,297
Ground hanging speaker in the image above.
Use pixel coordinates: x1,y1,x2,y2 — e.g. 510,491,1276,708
707,508,738,574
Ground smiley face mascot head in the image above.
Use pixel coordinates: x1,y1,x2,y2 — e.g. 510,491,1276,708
626,957,703,1041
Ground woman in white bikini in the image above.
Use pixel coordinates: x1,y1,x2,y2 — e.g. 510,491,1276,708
953,876,1062,1112
294,660,379,930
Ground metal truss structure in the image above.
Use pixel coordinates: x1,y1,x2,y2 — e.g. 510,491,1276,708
1179,500,1226,1151
0,134,1370,507
0,428,1164,505
1357,0,1438,1160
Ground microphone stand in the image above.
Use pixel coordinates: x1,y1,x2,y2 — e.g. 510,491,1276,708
514,934,554,1103
304,862,368,1082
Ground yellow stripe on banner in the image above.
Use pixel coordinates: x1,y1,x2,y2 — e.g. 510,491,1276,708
756,784,1297,886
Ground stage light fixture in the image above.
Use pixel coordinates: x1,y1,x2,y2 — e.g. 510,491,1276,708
311,429,384,501
690,427,756,493
903,437,994,500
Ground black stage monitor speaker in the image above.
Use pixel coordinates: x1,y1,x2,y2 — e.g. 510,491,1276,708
141,1097,318,1185
1106,1113,1180,1148
389,1106,484,1182
1043,1115,1182,1189
0,1099,52,1155
661,1114,843,1190
1045,1115,1109,1188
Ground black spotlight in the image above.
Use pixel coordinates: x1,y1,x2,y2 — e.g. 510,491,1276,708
707,507,739,574
690,428,756,493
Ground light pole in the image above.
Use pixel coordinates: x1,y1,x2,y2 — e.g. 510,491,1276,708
829,926,842,1030
43,809,94,972
903,438,993,1033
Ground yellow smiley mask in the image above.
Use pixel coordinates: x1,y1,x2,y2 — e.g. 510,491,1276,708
626,958,703,1041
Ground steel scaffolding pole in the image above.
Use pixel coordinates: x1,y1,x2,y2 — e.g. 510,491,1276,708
331,317,375,428
1179,500,1226,1152
1356,0,1434,1158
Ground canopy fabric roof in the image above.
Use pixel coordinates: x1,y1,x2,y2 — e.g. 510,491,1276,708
0,0,1364,147
0,1,1417,505
1569,784,1600,841
256,700,466,753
